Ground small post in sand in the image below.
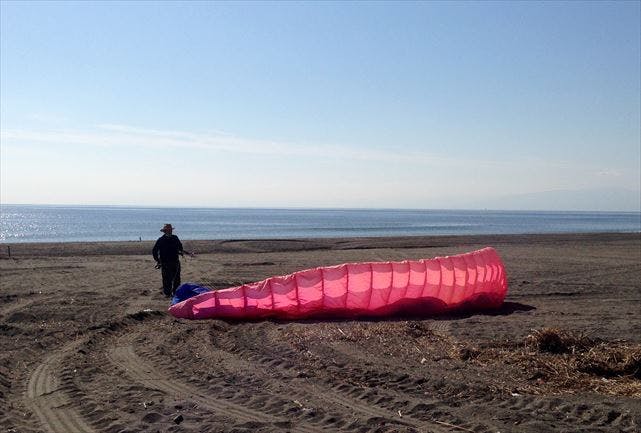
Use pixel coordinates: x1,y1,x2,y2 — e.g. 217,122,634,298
7,246,11,258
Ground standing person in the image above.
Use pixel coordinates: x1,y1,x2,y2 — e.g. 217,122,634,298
152,224,193,297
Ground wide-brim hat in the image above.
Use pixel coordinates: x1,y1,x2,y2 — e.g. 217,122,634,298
160,224,174,232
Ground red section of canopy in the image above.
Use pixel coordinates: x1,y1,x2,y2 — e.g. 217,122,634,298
168,247,508,320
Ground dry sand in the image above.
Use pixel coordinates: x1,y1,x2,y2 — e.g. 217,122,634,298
0,233,639,433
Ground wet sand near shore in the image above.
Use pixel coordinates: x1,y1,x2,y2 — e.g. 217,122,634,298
1,233,640,432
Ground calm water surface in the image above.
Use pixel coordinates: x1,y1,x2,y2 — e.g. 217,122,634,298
1,205,639,243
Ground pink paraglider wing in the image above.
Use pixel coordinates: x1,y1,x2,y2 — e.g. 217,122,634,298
169,247,508,320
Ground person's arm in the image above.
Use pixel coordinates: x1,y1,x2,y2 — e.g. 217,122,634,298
152,239,161,263
177,237,184,256
177,237,195,257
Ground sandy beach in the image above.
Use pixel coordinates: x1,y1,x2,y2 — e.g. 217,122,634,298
1,232,639,433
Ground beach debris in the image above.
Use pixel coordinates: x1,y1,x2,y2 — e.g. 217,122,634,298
420,357,427,364
524,328,592,354
173,414,184,425
458,347,481,361
467,328,641,396
524,328,641,379
432,419,476,432
293,400,314,412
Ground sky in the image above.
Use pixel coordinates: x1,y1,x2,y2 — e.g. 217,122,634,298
1,1,640,210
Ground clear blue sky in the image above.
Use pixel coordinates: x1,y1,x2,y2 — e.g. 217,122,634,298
1,1,640,210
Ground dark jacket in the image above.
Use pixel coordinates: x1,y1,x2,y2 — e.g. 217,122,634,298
152,234,183,264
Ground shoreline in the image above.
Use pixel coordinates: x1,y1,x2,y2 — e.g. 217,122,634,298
1,231,639,257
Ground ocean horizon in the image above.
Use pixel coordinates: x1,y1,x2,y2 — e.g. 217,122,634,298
1,204,640,244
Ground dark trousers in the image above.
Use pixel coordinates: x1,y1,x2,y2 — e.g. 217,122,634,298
161,261,181,297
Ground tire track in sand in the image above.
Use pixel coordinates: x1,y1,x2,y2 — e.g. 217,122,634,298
25,339,94,433
222,330,452,433
22,299,163,433
137,336,419,432
0,297,36,318
106,342,324,433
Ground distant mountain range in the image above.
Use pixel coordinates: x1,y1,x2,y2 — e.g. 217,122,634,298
471,188,641,212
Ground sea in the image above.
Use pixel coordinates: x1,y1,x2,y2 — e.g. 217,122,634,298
1,205,640,243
